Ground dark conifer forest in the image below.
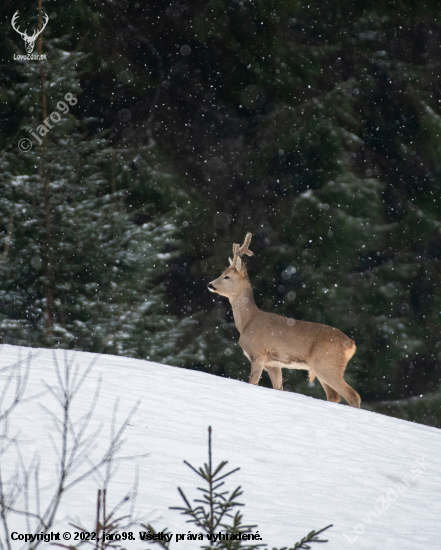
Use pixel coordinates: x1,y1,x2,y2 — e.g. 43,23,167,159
1,0,441,427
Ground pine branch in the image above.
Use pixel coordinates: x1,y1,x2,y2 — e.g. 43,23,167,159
274,524,333,550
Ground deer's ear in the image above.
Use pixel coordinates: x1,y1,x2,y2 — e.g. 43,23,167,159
228,257,233,266
235,256,242,272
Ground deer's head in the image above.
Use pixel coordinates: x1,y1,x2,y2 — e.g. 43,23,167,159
11,11,49,54
207,233,254,299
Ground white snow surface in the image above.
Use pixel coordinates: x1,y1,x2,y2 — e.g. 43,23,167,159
1,344,441,549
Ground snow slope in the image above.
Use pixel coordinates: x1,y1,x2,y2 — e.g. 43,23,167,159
1,344,440,549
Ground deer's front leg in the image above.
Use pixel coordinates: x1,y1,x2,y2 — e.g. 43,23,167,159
266,366,283,391
249,357,264,386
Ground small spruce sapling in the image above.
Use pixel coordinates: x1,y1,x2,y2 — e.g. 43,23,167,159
144,427,332,549
146,425,263,549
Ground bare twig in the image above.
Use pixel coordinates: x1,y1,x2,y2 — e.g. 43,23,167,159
0,350,143,550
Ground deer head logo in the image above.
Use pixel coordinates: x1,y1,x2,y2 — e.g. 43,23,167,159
11,11,49,54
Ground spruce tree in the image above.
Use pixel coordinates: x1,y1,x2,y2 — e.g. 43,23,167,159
0,15,195,364
144,427,332,550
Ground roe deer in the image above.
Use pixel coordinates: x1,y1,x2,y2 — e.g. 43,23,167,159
207,233,360,408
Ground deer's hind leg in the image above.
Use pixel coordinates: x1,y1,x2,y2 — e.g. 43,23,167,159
266,366,283,391
313,354,361,408
317,372,360,408
317,377,341,403
332,379,360,408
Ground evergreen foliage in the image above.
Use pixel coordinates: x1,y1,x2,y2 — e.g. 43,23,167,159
145,427,332,549
1,0,441,427
0,22,196,364
92,0,439,418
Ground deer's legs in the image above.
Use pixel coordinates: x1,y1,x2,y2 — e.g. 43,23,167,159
249,358,264,386
317,377,340,403
336,381,361,408
316,372,360,408
266,366,283,390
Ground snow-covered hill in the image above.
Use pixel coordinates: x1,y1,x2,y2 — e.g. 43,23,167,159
1,344,440,549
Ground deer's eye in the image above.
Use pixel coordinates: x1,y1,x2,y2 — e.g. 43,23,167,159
224,276,230,279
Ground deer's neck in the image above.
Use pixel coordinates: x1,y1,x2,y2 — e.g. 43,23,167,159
229,282,258,334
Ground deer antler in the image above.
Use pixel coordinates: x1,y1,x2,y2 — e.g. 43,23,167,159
11,11,27,39
229,233,254,270
31,12,49,40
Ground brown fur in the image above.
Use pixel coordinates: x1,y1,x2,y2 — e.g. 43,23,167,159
208,233,361,408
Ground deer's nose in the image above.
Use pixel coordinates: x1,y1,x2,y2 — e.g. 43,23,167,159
207,283,215,290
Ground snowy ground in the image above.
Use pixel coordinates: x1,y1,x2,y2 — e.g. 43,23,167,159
1,344,440,550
